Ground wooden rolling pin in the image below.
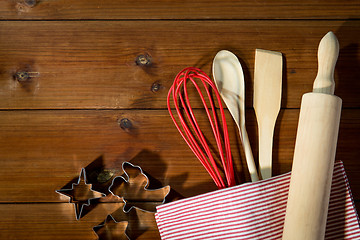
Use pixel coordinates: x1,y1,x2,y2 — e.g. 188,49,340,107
282,31,342,240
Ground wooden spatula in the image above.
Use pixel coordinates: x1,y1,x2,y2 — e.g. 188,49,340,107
253,49,282,180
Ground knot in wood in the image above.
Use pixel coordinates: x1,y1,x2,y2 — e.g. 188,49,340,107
119,118,133,131
151,82,161,92
15,71,30,82
135,54,152,66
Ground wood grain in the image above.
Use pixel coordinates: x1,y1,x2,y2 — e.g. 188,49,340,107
0,0,359,20
0,203,161,240
1,2,359,238
0,21,359,109
0,109,359,202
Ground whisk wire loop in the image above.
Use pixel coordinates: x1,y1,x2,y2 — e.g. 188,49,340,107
167,67,236,188
169,75,223,187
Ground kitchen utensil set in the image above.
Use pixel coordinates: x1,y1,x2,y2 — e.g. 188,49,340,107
164,32,354,239
213,48,282,181
213,48,283,181
168,48,282,183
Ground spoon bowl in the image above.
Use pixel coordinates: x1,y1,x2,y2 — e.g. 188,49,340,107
213,50,259,182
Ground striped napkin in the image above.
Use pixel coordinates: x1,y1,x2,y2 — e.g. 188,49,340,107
155,161,360,240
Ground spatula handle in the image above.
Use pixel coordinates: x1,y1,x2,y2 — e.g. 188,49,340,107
313,31,339,94
258,120,276,180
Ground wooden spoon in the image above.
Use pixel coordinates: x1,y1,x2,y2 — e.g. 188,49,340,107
253,49,282,179
213,50,259,182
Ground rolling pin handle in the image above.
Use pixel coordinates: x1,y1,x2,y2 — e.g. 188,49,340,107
313,31,339,95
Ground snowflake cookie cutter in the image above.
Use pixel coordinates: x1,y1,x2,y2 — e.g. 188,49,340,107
56,168,106,220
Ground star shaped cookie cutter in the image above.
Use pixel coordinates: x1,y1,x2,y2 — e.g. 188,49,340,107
93,214,130,240
56,168,106,220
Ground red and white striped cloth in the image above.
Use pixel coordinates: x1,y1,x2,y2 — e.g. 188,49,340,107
155,161,360,239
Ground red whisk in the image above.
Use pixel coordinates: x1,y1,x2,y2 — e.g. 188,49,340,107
167,67,235,189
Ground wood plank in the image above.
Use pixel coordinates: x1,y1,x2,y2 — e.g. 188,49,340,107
0,203,161,240
0,0,359,20
0,109,359,202
0,20,359,109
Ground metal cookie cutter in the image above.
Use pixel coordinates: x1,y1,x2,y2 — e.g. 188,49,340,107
56,168,106,220
108,161,170,213
93,162,170,239
93,215,130,240
108,205,161,240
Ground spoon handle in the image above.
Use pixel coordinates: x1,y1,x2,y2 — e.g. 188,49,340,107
240,127,260,182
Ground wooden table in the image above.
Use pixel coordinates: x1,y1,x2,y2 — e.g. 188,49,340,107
0,1,359,239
